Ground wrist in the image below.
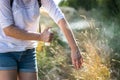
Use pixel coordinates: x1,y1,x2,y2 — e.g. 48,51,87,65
71,45,79,52
37,33,42,41
71,47,82,56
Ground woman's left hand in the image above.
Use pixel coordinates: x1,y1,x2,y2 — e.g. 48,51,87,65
71,48,83,69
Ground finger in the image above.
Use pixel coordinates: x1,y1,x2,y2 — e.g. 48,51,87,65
78,58,83,69
47,38,51,42
78,60,82,69
49,36,53,42
72,59,77,69
44,27,52,32
49,32,54,38
76,60,79,69
75,56,83,69
49,33,54,41
46,37,51,42
46,35,53,42
79,57,83,68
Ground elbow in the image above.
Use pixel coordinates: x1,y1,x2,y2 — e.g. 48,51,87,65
58,18,67,27
58,18,70,30
58,18,65,25
3,25,14,36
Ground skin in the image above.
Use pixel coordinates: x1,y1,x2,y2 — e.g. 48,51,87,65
58,19,83,69
18,72,38,80
3,24,53,42
0,70,17,80
1,18,83,80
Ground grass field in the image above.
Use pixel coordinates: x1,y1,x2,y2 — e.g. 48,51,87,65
36,8,120,80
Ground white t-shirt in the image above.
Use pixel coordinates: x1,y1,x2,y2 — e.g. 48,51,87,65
0,0,64,53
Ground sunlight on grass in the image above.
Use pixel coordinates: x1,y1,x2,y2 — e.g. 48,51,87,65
36,18,112,80
72,36,110,80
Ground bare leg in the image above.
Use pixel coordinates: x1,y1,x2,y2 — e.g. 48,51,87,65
0,70,17,80
18,72,38,80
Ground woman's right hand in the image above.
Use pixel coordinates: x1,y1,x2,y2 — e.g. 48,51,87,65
39,27,54,42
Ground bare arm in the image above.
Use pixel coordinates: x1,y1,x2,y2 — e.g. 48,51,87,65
3,25,40,40
58,18,78,51
58,18,83,69
3,24,53,42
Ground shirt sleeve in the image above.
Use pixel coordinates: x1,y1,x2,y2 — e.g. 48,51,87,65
41,0,65,23
0,0,14,29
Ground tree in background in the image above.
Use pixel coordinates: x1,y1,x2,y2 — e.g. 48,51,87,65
59,0,97,10
98,0,120,18
59,0,120,18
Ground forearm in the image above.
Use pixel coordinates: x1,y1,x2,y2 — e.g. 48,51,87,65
3,24,41,41
58,18,78,51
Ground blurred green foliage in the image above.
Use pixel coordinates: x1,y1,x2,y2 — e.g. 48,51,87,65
59,0,120,18
59,0,97,10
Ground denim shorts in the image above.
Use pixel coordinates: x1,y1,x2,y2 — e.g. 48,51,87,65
0,48,38,72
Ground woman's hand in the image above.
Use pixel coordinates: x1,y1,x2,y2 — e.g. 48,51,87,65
40,27,54,42
71,48,83,69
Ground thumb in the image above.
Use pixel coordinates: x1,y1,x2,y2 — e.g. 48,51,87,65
44,27,52,32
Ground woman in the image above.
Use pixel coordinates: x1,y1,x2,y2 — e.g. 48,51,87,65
0,0,83,80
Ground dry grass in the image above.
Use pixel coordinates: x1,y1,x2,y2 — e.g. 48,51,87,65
72,30,110,80
36,19,112,80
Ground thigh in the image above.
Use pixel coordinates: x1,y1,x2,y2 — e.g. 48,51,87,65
18,72,38,80
0,70,17,80
0,53,17,70
18,49,38,72
18,49,38,80
0,53,18,80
